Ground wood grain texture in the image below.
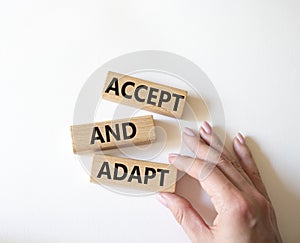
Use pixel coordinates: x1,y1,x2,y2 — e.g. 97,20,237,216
90,155,177,192
102,71,187,118
71,115,156,154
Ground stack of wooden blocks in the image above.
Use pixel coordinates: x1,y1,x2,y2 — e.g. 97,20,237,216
71,71,188,192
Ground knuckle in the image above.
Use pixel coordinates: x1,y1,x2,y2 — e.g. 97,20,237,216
251,170,262,181
256,193,271,211
217,157,229,168
236,197,252,216
230,193,257,226
230,192,273,228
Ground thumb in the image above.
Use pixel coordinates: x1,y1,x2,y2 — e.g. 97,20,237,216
157,193,211,242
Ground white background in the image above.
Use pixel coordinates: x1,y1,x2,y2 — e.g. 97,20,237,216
0,0,299,242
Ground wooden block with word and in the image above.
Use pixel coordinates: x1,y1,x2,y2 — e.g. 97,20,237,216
90,155,177,192
71,115,156,154
102,71,188,118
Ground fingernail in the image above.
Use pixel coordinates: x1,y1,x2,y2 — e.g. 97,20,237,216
183,127,196,137
169,153,179,163
236,133,245,144
202,121,212,134
156,194,168,207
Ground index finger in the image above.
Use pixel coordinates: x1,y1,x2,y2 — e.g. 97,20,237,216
169,154,238,213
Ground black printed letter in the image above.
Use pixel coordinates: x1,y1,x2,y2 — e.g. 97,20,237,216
105,77,119,96
90,127,105,144
122,122,137,140
97,162,111,179
113,163,128,181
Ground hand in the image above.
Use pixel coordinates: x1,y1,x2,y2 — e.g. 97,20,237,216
157,122,282,243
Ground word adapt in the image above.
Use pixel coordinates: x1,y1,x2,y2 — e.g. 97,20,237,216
102,71,188,118
71,115,156,154
90,155,177,192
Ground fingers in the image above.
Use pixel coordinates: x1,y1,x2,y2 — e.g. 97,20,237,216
157,193,211,242
182,127,224,165
169,154,237,213
182,127,251,191
199,121,234,163
233,133,270,200
199,122,253,185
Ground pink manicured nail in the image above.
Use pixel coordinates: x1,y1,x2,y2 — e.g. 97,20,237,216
169,153,179,163
236,133,245,144
202,121,212,134
183,127,196,137
157,194,168,207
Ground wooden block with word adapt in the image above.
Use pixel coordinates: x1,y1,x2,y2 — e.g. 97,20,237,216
71,115,155,154
90,155,177,192
102,71,188,118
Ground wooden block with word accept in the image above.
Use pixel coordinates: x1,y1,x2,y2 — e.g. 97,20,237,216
102,71,188,118
90,155,177,192
71,115,156,154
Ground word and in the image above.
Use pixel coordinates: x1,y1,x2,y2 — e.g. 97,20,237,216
90,122,136,144
70,115,155,153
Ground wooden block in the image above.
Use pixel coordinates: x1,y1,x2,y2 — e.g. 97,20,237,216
71,115,156,154
90,155,177,192
102,71,188,118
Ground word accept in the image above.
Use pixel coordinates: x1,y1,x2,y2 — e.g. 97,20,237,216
102,71,187,118
71,115,156,153
90,155,177,192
